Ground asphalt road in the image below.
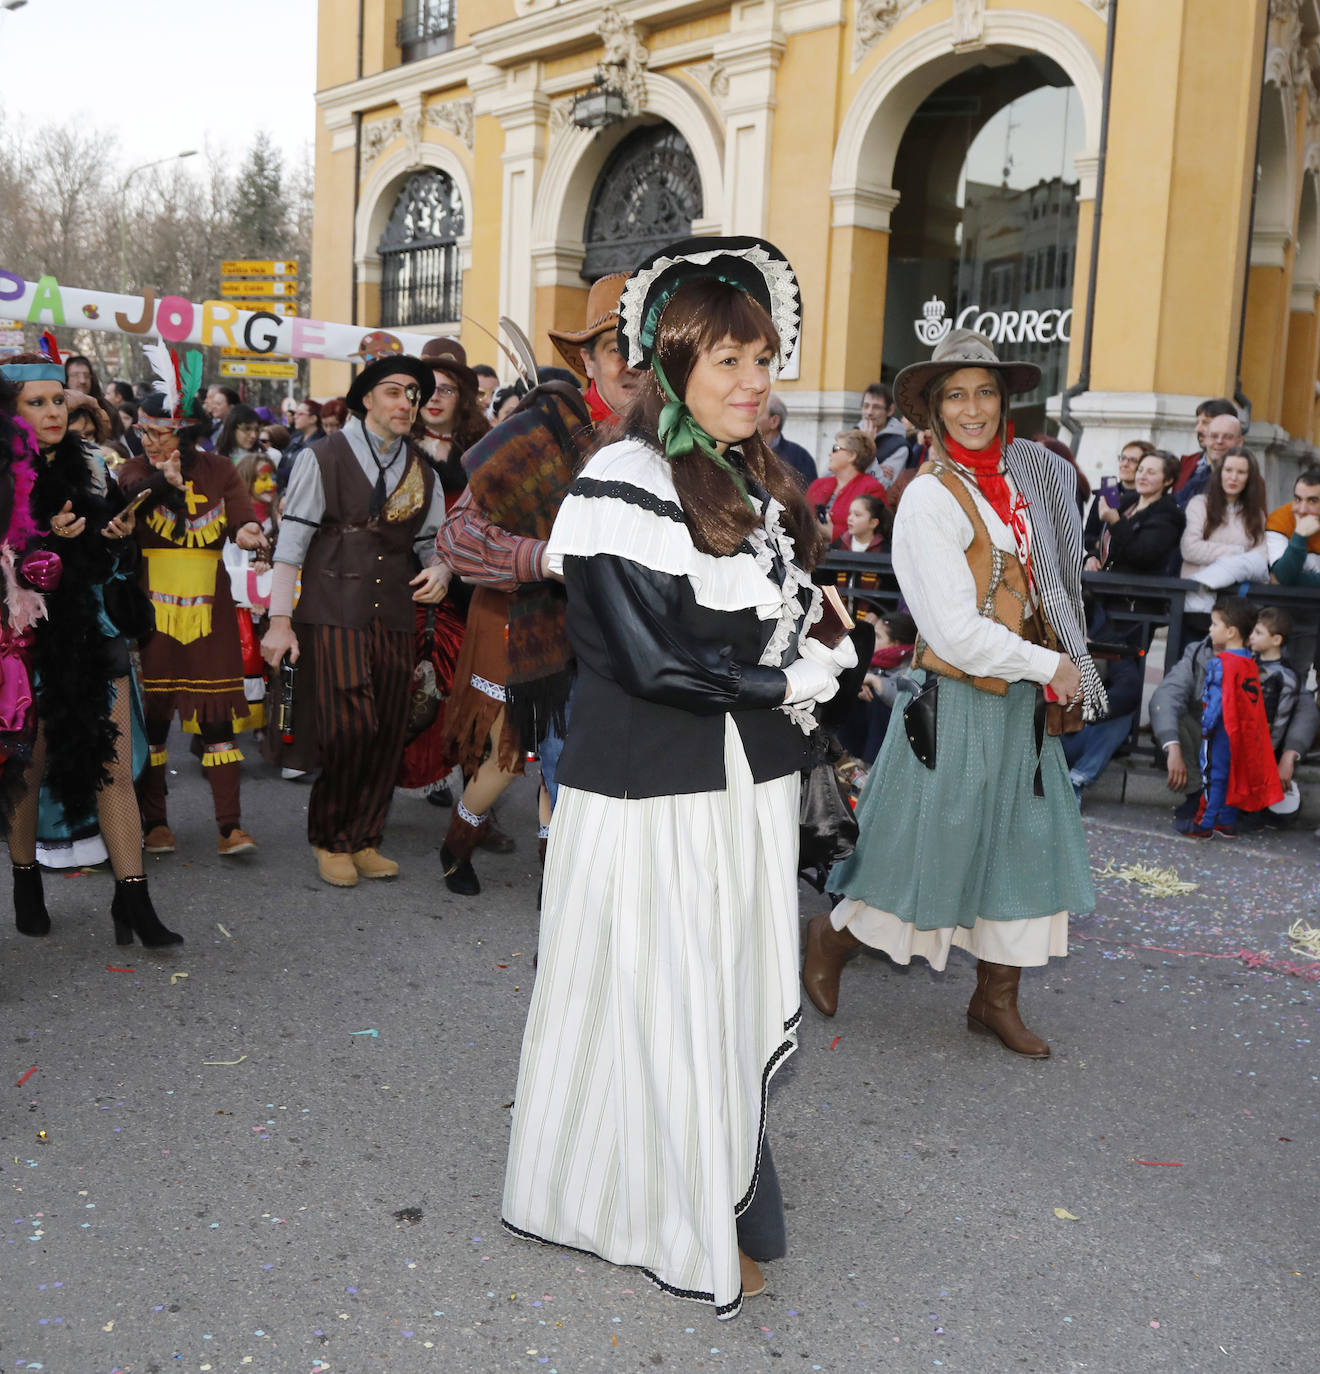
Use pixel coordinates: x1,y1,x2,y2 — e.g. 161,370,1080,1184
3,737,1317,1374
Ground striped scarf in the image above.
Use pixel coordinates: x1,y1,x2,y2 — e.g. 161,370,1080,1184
1003,438,1108,722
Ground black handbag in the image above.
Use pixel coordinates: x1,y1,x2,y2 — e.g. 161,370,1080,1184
902,675,939,769
102,574,155,642
798,741,859,876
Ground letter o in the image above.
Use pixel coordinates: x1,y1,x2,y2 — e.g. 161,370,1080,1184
242,311,282,355
974,312,1000,341
156,295,195,342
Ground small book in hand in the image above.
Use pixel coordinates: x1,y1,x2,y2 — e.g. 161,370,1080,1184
807,584,855,650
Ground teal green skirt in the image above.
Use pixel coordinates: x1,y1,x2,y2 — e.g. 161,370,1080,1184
828,676,1095,931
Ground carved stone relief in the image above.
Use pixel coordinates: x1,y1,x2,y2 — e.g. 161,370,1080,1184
685,61,730,107
427,97,476,152
951,0,985,49
360,116,403,175
597,4,650,116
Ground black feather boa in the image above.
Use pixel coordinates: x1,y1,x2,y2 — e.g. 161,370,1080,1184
29,434,123,818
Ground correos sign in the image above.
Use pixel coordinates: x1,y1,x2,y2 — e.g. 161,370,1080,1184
913,295,1072,348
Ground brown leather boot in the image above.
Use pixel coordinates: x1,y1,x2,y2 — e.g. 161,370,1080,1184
967,960,1050,1058
801,913,862,1017
441,805,483,896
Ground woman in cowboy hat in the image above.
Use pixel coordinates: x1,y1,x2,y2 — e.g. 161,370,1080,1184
502,236,854,1318
802,329,1105,1058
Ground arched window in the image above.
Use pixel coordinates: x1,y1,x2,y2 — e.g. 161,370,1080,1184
582,125,703,282
378,169,464,326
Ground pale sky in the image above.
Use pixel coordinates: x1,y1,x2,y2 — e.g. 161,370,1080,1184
0,0,319,171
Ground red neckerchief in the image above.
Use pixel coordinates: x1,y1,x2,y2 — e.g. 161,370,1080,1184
584,381,618,425
870,642,912,671
943,428,1034,588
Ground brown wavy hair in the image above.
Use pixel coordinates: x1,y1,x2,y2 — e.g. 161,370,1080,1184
1203,443,1267,544
606,278,820,566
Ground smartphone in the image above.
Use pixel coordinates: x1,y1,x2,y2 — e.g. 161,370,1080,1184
118,487,153,519
1100,476,1120,504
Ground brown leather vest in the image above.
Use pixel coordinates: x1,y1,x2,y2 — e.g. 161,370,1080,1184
912,460,1058,696
293,432,434,633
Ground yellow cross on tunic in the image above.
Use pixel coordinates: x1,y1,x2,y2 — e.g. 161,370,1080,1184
183,480,208,515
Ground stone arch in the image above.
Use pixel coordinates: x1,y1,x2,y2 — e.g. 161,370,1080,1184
1251,80,1296,267
829,8,1105,229
354,137,476,304
531,70,725,286
1296,168,1320,293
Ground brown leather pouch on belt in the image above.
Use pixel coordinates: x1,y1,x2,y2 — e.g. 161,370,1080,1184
1045,698,1085,736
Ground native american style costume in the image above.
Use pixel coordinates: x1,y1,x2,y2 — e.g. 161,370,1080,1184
435,381,593,885
270,411,446,860
119,447,259,845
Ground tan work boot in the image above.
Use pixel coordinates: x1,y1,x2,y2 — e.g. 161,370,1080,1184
352,848,399,879
801,913,862,1017
143,824,176,855
218,827,257,856
966,959,1050,1058
314,847,358,887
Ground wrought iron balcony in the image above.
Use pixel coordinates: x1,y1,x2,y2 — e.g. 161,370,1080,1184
397,0,455,64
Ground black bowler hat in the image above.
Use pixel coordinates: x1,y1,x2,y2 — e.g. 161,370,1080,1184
345,355,435,416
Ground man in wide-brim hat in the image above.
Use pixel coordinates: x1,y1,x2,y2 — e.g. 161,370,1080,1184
261,354,452,888
546,272,640,423
434,274,640,897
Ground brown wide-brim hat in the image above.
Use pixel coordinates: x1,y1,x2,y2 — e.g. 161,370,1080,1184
546,272,629,378
419,335,479,395
894,328,1041,430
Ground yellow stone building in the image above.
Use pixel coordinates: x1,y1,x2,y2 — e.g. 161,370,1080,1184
310,0,1319,490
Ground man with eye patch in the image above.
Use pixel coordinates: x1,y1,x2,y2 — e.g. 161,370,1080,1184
262,355,451,888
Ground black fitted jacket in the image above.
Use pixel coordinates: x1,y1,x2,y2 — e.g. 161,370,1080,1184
554,553,811,799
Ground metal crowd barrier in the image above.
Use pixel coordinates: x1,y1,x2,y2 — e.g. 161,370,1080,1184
818,551,1320,677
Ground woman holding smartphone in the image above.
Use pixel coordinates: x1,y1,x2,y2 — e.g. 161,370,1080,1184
0,354,180,946
1083,439,1152,560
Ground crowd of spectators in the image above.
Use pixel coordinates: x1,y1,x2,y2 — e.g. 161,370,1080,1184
54,350,1320,841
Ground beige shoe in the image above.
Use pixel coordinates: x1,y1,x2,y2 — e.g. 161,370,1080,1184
218,827,257,856
314,847,358,887
143,824,176,855
352,848,398,879
738,1249,765,1298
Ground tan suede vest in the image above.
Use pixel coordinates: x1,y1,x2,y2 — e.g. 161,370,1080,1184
912,460,1058,696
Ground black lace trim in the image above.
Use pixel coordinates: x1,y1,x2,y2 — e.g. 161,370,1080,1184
569,476,687,525
503,1009,800,1320
734,1011,801,1217
501,1218,740,1315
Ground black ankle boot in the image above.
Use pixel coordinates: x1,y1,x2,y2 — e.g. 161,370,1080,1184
13,862,50,937
111,876,183,948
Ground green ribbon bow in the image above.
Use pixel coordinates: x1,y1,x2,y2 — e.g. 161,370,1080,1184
653,356,757,512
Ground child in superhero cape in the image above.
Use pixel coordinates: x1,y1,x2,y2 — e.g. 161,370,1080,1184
1188,595,1284,839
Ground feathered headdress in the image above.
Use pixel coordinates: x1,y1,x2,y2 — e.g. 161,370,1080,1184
38,332,62,366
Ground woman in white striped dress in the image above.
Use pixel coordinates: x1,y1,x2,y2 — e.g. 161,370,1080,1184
501,238,854,1318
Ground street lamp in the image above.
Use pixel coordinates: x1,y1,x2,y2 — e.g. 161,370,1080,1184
118,149,198,292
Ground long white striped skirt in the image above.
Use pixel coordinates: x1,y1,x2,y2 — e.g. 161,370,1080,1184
502,715,802,1319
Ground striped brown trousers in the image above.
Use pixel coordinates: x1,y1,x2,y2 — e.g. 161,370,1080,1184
307,620,413,853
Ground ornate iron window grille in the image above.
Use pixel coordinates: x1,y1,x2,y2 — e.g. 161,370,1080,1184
582,125,703,282
377,170,464,327
397,0,455,63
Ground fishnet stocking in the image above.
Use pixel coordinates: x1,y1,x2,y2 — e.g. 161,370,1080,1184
95,678,145,880
5,726,46,867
